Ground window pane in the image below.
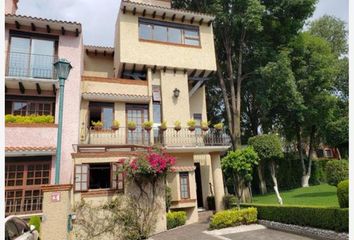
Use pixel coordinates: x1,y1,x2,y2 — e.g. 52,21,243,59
153,103,161,124
193,114,202,126
185,38,199,46
153,25,167,42
168,27,182,44
31,39,54,78
102,107,113,129
139,23,153,40
179,172,189,199
184,30,199,38
13,102,27,115
10,37,30,53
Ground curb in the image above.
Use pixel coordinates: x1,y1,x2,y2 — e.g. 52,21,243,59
258,220,349,240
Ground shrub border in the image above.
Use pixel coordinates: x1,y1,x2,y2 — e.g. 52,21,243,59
240,204,348,232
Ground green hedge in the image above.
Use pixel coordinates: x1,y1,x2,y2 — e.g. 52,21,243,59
5,114,54,124
241,204,348,232
223,195,237,209
337,180,349,208
249,154,330,194
209,207,257,229
166,211,187,230
326,160,349,186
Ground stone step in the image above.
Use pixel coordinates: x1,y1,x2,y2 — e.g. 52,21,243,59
198,210,214,223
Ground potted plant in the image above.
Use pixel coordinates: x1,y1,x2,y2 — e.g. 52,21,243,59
111,120,120,131
159,120,168,131
214,122,224,131
201,121,209,131
142,121,153,131
91,121,103,131
174,120,181,132
127,121,137,131
187,119,196,132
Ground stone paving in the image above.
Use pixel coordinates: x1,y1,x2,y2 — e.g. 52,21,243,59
151,223,315,240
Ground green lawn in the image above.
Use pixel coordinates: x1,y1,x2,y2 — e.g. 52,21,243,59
252,184,339,207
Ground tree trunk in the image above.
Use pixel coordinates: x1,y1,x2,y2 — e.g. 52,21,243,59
302,125,316,187
269,161,283,205
257,162,267,194
225,40,239,149
232,173,241,209
296,125,306,175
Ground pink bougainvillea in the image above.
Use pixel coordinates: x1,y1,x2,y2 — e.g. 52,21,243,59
118,147,176,180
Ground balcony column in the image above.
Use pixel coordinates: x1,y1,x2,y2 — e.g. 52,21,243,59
210,152,225,211
147,68,154,145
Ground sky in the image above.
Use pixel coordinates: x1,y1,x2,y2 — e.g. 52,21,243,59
16,0,349,47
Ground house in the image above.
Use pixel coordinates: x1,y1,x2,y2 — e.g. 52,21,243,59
4,0,230,236
4,0,82,217
72,0,229,232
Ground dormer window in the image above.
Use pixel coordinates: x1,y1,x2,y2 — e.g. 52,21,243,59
139,18,200,47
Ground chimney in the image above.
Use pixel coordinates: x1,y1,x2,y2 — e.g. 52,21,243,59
5,0,19,14
131,0,171,8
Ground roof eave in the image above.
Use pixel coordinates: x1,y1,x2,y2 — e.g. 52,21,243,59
121,1,215,23
5,14,82,34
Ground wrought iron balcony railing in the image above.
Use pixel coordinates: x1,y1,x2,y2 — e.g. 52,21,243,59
6,51,58,79
83,127,231,147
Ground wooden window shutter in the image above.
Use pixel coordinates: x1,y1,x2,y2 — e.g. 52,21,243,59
74,164,89,192
111,163,124,192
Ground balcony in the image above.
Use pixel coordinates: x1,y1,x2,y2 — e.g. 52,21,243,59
5,52,59,93
81,127,231,148
6,52,58,79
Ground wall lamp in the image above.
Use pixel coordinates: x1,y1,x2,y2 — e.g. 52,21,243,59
173,88,180,98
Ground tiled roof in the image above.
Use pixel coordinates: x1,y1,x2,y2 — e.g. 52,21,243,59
81,76,148,85
171,166,196,172
122,0,215,18
5,146,56,152
85,45,114,51
82,92,150,99
5,14,81,26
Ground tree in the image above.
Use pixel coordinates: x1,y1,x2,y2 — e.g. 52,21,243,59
309,15,348,57
172,0,317,151
289,33,338,187
309,16,349,158
248,134,284,204
258,50,304,193
261,33,338,187
221,147,259,209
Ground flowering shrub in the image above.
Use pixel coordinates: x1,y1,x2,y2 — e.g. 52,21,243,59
119,147,176,181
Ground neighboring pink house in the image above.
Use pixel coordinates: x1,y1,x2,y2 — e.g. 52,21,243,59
4,0,83,216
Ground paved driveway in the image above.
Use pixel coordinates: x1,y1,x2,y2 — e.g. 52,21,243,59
151,223,314,240
224,228,314,240
152,223,217,240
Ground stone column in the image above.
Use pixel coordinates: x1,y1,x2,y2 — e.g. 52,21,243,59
41,184,73,240
210,153,225,211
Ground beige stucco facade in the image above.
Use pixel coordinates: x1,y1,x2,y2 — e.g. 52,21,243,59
115,12,217,74
73,0,227,231
84,53,114,78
